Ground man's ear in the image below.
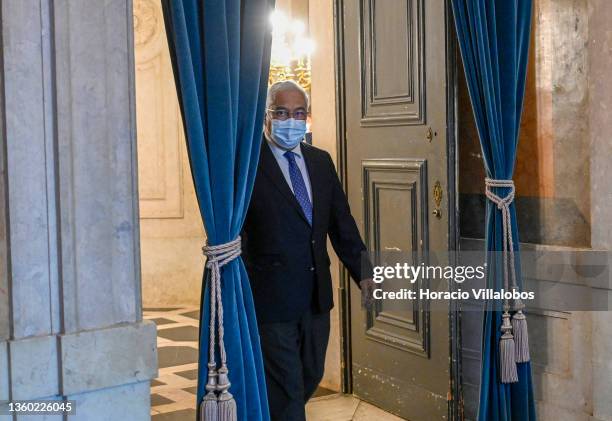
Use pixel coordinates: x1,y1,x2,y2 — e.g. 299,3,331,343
264,114,271,136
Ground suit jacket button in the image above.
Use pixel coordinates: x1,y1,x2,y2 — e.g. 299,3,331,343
309,266,315,271
311,240,315,244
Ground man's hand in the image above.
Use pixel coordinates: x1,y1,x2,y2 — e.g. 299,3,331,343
359,278,375,311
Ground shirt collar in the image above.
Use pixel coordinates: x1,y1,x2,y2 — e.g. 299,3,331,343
265,134,304,160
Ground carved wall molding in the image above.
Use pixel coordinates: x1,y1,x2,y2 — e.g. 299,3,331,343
134,0,184,219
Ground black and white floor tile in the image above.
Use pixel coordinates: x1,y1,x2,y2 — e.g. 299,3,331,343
145,307,201,420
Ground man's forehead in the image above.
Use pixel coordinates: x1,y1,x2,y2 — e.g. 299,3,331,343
273,89,307,107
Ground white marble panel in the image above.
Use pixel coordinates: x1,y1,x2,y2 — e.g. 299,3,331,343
60,321,157,395
2,0,57,339
53,0,141,332
0,341,8,401
67,381,151,421
9,335,58,400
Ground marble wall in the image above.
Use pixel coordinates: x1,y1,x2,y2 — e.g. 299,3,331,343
587,2,612,420
0,1,157,419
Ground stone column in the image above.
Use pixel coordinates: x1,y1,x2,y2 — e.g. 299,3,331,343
589,1,612,420
0,1,157,420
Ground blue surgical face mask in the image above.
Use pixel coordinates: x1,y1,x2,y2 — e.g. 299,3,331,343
270,118,307,150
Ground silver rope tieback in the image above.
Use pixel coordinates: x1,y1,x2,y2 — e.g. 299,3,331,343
485,178,530,384
200,236,241,421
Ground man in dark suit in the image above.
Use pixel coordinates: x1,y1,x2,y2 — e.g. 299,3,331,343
241,80,374,421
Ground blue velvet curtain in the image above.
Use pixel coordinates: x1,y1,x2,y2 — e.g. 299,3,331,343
451,1,536,420
162,1,274,419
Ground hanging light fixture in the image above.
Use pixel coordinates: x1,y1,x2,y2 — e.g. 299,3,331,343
268,10,315,94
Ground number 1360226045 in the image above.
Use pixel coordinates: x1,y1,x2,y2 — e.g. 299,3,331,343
1,400,76,415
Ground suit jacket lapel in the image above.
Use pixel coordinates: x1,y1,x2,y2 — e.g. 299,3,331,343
259,141,311,225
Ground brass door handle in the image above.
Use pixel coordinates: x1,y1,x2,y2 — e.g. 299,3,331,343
432,181,443,219
426,127,433,142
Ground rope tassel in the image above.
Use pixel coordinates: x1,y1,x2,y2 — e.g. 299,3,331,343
512,307,530,363
500,311,518,383
200,392,219,421
200,237,242,421
217,393,237,421
486,179,529,383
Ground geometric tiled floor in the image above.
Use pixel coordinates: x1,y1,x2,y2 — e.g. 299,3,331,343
145,307,405,420
145,307,201,420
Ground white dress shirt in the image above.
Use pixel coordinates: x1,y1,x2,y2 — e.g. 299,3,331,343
265,136,313,203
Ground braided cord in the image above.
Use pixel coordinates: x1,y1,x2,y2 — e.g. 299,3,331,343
485,178,517,310
202,237,242,385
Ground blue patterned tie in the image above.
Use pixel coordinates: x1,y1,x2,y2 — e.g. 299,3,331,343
284,151,313,225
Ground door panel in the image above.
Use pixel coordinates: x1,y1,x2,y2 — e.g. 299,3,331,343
360,0,424,126
341,0,450,419
362,159,429,356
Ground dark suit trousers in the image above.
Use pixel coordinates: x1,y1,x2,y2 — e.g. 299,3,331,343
258,310,330,421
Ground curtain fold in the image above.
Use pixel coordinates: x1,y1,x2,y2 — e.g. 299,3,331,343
162,1,274,419
451,1,536,420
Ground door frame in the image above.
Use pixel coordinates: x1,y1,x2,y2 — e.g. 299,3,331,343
332,1,462,419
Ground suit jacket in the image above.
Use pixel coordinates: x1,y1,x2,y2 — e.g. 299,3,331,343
241,139,372,323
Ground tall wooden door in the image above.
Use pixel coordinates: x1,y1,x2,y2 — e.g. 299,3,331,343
339,1,451,419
